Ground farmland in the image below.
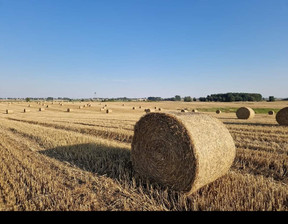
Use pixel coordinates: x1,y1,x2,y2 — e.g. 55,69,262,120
0,100,288,211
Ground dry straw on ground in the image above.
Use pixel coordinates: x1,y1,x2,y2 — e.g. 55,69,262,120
276,107,288,125
131,112,236,195
236,107,255,119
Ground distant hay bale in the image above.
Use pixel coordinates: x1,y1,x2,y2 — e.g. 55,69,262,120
144,108,153,113
106,109,112,113
216,110,222,114
67,108,72,112
28,104,31,107
192,109,198,113
23,109,30,113
268,110,275,115
139,106,142,109
122,104,125,106
132,107,136,110
46,105,49,108
154,107,157,109
131,112,236,195
39,108,44,111
158,108,162,111
100,108,105,111
181,109,188,113
79,106,83,109
6,109,13,114
276,107,288,125
236,107,255,119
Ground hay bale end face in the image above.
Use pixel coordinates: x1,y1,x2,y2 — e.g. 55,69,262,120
39,108,44,111
192,109,198,113
216,110,221,114
276,107,288,125
181,109,188,113
236,107,255,119
24,109,30,113
106,109,112,113
67,108,72,112
131,112,235,195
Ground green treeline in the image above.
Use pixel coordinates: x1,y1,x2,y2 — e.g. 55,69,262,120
199,93,263,102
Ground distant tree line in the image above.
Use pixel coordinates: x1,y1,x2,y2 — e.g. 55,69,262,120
199,93,263,102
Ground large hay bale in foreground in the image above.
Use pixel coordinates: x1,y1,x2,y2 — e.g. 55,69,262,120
276,107,288,125
131,112,236,195
236,107,255,119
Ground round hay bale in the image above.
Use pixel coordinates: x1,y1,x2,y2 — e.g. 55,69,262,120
236,107,255,119
6,109,13,114
181,109,188,113
144,108,154,113
158,108,162,111
24,109,30,113
79,106,83,109
268,110,275,115
132,107,136,110
216,110,221,114
131,112,235,195
67,108,72,112
276,107,288,125
192,109,198,113
39,108,44,111
106,109,112,113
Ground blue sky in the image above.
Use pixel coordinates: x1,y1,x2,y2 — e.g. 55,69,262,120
0,0,287,98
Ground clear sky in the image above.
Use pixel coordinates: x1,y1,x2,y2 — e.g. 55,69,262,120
0,0,287,99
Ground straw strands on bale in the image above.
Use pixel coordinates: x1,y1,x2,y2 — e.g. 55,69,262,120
276,107,288,125
6,109,13,114
216,110,221,114
236,107,255,119
131,112,236,195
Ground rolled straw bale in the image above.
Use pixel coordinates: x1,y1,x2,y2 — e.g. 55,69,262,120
6,109,13,114
79,106,83,109
236,107,255,119
139,106,142,109
39,108,44,111
144,108,153,113
67,108,72,112
276,107,288,125
158,108,162,111
131,112,235,195
268,110,275,115
24,109,30,113
192,109,198,113
216,110,221,114
46,105,49,108
106,109,112,113
181,109,188,113
132,107,136,110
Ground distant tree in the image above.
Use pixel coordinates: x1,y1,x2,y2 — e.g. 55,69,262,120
183,96,192,102
199,97,207,102
268,96,275,102
25,97,30,102
174,95,181,101
193,97,197,101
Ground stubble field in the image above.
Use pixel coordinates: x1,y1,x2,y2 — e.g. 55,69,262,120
0,100,287,211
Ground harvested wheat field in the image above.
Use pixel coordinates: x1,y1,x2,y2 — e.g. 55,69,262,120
0,100,288,211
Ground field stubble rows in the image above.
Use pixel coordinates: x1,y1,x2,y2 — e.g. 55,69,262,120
0,101,288,211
